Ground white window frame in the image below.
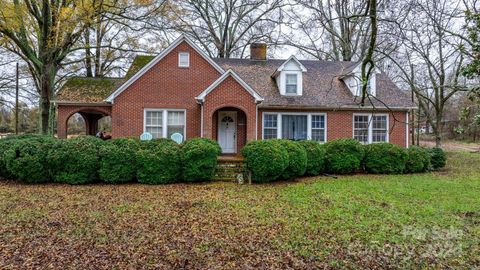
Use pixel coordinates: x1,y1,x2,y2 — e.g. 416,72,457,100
262,112,327,143
178,52,190,68
285,73,298,95
352,113,389,144
144,109,186,139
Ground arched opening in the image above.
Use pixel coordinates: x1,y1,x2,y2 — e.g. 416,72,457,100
67,113,86,137
65,109,111,138
212,106,247,154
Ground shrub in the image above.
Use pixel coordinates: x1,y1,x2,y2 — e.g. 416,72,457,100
405,146,431,173
136,139,181,184
272,139,307,179
242,140,289,183
48,136,104,184
4,136,56,183
364,143,408,174
429,147,447,170
0,135,51,179
98,138,140,183
324,138,364,174
181,138,222,182
298,140,326,176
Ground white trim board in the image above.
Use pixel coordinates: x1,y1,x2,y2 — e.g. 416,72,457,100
196,69,264,103
106,35,225,103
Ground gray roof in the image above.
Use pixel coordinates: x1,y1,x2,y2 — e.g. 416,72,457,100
213,58,414,110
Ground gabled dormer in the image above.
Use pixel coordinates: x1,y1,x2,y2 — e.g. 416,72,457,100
341,62,380,97
272,56,307,96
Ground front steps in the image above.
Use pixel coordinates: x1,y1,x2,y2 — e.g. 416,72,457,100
214,156,246,182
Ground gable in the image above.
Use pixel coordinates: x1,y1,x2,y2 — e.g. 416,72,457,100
105,35,225,103
196,70,263,103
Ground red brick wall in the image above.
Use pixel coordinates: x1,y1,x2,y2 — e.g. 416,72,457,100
111,41,221,139
258,109,408,147
202,76,257,145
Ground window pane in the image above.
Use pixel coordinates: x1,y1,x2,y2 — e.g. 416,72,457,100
147,111,163,126
311,115,325,129
286,74,297,84
372,130,387,142
179,52,189,67
372,115,386,129
282,115,307,140
146,126,163,139
311,129,325,142
264,114,277,128
263,128,277,139
286,85,297,93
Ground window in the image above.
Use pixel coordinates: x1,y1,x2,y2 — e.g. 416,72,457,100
167,111,185,138
263,114,278,139
263,113,326,142
144,109,185,139
372,115,387,142
282,115,307,140
353,115,369,143
356,75,374,96
311,115,326,142
353,114,388,144
285,74,298,94
145,111,163,139
178,52,189,67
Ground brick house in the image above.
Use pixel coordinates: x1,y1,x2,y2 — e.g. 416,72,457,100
55,35,415,154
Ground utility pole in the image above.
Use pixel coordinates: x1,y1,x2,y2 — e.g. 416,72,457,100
15,62,19,134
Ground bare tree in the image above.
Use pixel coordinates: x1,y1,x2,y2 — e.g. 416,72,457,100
380,0,468,147
167,0,285,58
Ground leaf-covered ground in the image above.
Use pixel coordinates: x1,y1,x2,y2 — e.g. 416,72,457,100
1,151,479,269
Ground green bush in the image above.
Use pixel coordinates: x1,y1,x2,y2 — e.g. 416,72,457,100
98,138,140,183
181,138,222,182
364,143,408,174
0,135,52,179
429,147,447,170
298,140,326,176
324,138,365,174
48,136,104,184
242,140,289,183
405,146,431,173
4,136,56,183
136,139,181,184
272,139,307,179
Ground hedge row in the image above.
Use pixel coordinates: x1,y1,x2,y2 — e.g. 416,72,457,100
0,136,221,185
242,138,447,182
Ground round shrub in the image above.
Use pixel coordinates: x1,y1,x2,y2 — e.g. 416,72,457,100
48,136,104,185
298,140,326,176
136,138,181,184
272,139,307,179
324,138,365,174
98,138,140,183
0,135,52,179
242,140,289,183
364,143,408,174
428,147,447,170
181,138,222,182
405,146,431,173
5,136,56,183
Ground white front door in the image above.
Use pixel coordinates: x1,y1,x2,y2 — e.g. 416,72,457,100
218,111,237,154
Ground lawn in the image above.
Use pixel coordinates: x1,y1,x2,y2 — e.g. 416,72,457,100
0,151,479,269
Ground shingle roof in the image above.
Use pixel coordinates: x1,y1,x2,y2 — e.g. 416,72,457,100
56,55,414,110
213,58,414,110
56,77,124,103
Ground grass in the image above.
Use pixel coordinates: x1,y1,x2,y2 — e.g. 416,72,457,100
0,151,479,269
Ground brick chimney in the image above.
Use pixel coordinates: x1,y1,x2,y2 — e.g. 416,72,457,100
250,43,267,60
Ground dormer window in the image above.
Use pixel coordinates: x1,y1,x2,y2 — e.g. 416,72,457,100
272,56,307,96
285,74,298,94
178,52,190,67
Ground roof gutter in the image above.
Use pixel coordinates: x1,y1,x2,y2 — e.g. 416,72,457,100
258,104,417,111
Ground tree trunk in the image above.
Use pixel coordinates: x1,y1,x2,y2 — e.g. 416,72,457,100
434,114,443,148
38,63,56,134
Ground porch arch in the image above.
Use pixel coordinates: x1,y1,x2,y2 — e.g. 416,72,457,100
57,104,112,138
